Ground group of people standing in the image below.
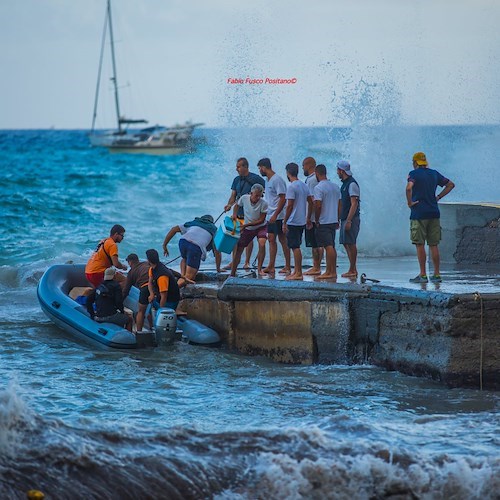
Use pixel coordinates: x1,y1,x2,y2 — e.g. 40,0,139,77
82,150,454,332
224,156,361,280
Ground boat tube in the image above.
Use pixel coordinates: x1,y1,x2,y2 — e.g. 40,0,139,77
37,264,138,349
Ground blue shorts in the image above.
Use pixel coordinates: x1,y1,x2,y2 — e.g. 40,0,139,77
339,217,360,245
179,238,202,270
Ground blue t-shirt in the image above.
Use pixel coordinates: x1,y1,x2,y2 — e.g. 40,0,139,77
407,168,449,220
231,172,266,218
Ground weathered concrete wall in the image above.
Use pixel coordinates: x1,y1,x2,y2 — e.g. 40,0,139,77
440,202,500,263
183,279,359,364
180,279,500,389
233,301,314,363
354,287,500,389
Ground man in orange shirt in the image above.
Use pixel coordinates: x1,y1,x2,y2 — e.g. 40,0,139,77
85,224,128,287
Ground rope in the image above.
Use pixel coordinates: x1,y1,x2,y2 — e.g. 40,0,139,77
214,209,228,223
164,255,181,265
474,292,484,391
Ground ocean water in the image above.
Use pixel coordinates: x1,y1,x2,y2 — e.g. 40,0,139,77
0,127,499,499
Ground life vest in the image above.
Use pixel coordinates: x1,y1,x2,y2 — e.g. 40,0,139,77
150,262,180,304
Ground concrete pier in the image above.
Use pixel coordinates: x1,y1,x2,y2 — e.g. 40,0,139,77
180,272,499,390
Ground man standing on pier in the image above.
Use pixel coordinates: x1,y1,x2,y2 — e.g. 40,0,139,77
337,161,361,279
314,164,341,279
224,157,266,270
283,162,314,281
230,184,268,277
257,157,291,275
302,156,323,275
406,152,455,283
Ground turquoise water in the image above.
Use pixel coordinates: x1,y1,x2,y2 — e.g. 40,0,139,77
0,127,499,498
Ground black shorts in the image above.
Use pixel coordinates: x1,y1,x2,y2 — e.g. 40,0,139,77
315,223,336,248
305,227,318,248
286,224,305,249
267,219,284,236
139,284,149,306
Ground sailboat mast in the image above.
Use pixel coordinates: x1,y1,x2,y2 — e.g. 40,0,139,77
91,7,108,133
107,0,122,133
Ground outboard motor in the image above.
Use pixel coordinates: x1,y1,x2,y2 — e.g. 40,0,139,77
153,308,177,345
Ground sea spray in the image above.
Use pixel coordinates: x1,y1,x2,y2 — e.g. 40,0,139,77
0,380,34,457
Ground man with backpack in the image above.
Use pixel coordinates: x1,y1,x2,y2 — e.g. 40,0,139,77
86,267,132,331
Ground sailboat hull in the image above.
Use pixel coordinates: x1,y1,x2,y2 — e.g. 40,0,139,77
107,145,188,155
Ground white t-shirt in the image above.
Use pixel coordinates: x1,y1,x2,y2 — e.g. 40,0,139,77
314,180,341,224
285,180,311,226
238,194,268,228
264,173,287,221
179,225,213,261
305,173,319,222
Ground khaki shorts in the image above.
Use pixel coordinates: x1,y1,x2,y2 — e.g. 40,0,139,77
410,219,441,246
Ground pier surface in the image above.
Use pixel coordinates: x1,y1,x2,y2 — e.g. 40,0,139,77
181,256,499,390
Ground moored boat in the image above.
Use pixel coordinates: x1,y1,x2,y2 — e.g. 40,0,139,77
89,0,203,154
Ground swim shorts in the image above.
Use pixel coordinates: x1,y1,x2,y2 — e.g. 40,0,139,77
238,226,267,248
179,238,202,270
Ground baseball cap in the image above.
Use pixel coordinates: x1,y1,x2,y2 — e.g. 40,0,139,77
257,158,271,169
104,267,116,280
336,160,352,176
413,152,428,166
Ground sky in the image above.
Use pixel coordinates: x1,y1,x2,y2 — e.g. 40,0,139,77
1,0,499,129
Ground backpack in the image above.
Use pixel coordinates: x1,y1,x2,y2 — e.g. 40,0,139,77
96,283,111,298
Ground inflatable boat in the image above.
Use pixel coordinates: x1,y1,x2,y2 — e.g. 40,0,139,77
37,264,221,349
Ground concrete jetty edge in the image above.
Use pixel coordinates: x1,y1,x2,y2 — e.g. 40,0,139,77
180,277,499,390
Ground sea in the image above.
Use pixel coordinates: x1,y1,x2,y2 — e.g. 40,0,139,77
0,126,499,499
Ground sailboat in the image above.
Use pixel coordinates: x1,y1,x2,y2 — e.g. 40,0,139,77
89,0,203,154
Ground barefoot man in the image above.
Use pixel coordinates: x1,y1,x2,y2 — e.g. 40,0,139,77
303,156,324,275
337,160,361,279
162,214,221,287
257,157,291,275
224,157,266,270
230,184,268,277
313,164,341,279
283,162,314,281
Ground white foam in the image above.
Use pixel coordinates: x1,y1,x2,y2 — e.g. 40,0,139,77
0,380,34,456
